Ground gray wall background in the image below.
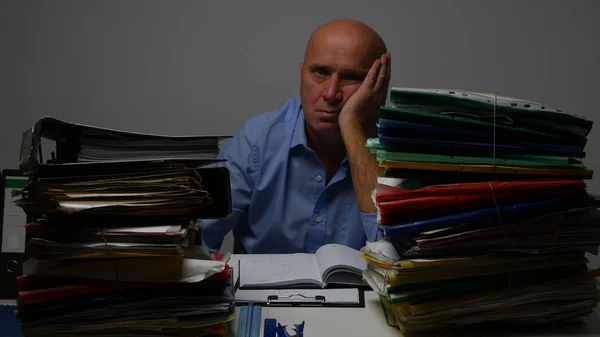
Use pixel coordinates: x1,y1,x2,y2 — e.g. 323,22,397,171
1,1,599,264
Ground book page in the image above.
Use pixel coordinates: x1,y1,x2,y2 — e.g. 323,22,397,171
238,254,322,288
315,244,367,283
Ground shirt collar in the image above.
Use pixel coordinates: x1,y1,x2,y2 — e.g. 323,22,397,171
289,106,350,168
290,106,308,149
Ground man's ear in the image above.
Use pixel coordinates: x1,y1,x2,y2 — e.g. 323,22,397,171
300,62,304,70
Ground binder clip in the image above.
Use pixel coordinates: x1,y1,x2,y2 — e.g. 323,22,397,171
276,321,304,337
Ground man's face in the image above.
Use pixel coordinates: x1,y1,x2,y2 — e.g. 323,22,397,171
300,33,376,140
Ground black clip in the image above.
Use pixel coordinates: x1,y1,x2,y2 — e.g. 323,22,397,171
266,294,326,306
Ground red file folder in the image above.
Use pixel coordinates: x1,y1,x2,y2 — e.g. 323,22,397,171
376,180,586,225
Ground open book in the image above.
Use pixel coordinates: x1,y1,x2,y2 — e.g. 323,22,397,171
238,244,367,289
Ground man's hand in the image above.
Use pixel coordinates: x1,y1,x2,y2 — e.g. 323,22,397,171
338,52,390,214
338,52,391,131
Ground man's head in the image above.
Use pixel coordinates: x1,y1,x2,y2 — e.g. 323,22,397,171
300,19,387,143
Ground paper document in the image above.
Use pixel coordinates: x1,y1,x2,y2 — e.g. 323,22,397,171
239,244,367,289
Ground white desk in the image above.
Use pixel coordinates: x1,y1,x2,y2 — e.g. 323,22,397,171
229,255,600,337
2,255,600,337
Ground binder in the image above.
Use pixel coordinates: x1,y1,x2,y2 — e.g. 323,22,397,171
379,106,586,144
371,147,584,168
382,194,598,237
18,116,229,174
0,170,30,300
378,135,586,158
16,166,232,220
383,167,595,182
382,160,594,178
375,180,588,223
366,138,585,166
388,87,593,139
12,118,237,336
375,179,587,203
234,288,365,307
377,118,586,148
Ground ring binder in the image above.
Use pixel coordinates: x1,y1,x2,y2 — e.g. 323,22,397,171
1,169,30,300
6,260,18,273
18,117,230,174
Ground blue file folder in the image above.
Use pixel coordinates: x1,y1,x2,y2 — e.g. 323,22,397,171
0,304,22,337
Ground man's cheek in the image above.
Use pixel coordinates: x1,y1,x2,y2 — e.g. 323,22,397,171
339,88,355,104
345,85,361,97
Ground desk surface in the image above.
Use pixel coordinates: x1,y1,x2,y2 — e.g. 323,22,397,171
229,255,600,337
2,255,600,337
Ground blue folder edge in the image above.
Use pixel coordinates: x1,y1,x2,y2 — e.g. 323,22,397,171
377,118,583,151
378,135,586,158
0,304,22,337
383,194,594,237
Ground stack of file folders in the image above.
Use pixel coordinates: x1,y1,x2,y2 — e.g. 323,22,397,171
361,88,600,335
12,117,235,336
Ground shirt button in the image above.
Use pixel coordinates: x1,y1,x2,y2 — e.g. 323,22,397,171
315,216,322,223
316,175,323,182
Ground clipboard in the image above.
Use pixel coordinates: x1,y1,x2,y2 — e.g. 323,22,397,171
234,288,366,307
0,169,30,300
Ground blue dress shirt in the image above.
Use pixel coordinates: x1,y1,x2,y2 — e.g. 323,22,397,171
201,97,382,254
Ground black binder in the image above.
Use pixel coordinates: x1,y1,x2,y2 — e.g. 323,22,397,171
15,117,233,220
18,116,229,174
0,169,30,299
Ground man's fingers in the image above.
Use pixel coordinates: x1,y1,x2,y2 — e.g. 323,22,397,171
363,58,381,90
375,52,390,93
383,52,391,96
387,52,391,84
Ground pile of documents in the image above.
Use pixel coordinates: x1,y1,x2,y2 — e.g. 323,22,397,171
362,88,600,334
12,117,235,336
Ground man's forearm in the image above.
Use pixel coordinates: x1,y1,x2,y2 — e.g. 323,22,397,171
340,120,384,213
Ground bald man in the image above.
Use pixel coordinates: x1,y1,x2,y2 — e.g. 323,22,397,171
202,19,391,254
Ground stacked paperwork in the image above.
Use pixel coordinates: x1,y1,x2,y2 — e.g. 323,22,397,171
362,88,600,334
12,117,234,336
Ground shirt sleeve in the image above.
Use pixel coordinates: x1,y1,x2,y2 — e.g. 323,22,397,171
360,211,383,242
201,123,258,253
